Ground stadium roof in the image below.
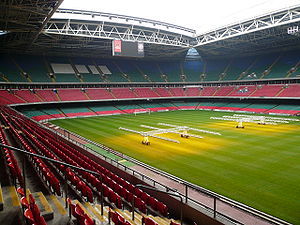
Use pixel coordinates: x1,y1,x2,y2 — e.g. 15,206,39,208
0,0,64,53
0,1,300,59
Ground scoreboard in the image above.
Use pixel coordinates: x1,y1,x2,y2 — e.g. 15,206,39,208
112,40,144,58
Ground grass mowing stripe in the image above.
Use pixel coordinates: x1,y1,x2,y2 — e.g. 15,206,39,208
51,110,300,224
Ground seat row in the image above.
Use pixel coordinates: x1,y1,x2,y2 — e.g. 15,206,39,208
1,114,61,196
20,192,47,225
142,217,158,225
68,198,95,225
0,118,23,185
22,122,95,203
108,209,131,225
1,85,300,106
6,113,93,203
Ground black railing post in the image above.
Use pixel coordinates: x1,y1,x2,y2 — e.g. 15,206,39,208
64,174,68,209
108,207,111,224
185,184,188,203
131,196,135,221
213,197,217,218
22,155,27,199
97,174,104,216
68,200,71,219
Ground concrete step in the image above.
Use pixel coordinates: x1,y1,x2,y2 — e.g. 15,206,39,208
4,186,20,208
73,200,111,224
46,195,69,225
147,214,169,225
47,195,67,216
116,208,142,225
95,204,110,220
32,192,54,220
84,202,108,223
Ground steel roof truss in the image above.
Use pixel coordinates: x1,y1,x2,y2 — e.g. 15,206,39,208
44,19,192,47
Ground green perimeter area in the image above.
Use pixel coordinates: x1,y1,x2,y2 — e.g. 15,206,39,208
85,143,134,167
51,110,300,224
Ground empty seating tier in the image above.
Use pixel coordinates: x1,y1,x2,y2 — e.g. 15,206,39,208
1,85,299,107
0,106,170,216
0,52,299,83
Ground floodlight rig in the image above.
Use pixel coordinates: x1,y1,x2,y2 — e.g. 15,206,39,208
140,125,204,139
157,123,222,135
119,123,221,145
232,114,299,122
210,114,294,128
119,127,180,145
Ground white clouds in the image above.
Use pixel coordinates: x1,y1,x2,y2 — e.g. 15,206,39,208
60,0,300,33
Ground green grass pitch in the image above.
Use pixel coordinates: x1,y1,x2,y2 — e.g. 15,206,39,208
51,110,300,224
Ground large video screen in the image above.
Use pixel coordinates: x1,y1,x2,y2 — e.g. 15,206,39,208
112,40,144,58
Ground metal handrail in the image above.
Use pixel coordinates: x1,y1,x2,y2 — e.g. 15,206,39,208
0,143,105,215
0,143,98,175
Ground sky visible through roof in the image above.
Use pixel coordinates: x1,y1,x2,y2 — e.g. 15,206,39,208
60,0,300,34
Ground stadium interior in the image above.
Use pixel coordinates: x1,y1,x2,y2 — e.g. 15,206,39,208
0,1,299,225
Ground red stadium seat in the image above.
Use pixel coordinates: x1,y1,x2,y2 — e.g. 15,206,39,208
142,217,158,225
17,187,25,196
28,194,35,205
84,216,95,225
157,201,168,216
20,197,29,208
148,197,158,211
24,209,35,224
31,203,41,220
134,188,143,198
37,215,47,225
134,197,146,213
126,192,134,203
74,204,86,224
141,192,150,204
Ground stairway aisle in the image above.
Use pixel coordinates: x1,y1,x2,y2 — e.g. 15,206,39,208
0,186,23,225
